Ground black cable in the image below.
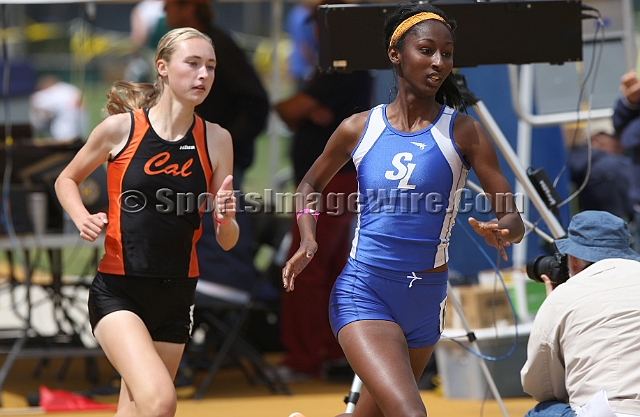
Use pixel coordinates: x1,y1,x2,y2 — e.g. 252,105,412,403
1,3,16,240
553,16,606,211
1,4,17,246
443,222,519,362
581,4,602,14
1,4,36,326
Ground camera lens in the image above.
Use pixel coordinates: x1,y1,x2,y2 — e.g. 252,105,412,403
526,256,543,283
526,252,570,285
526,255,557,283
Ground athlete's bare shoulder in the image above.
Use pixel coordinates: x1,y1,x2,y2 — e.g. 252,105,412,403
340,110,370,137
451,112,486,157
333,109,372,153
96,112,131,139
451,111,478,133
204,121,232,147
87,112,132,160
203,121,233,170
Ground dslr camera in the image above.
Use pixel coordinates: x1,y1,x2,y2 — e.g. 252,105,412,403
526,250,570,285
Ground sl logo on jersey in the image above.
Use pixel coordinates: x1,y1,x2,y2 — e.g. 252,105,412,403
385,152,416,189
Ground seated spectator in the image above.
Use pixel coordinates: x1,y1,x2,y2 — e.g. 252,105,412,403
568,124,634,221
29,74,87,141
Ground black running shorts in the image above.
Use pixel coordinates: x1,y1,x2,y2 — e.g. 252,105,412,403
88,271,197,344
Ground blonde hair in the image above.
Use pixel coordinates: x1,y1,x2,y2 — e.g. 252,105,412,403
105,27,214,115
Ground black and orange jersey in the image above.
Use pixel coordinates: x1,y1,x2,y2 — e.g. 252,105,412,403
98,108,212,279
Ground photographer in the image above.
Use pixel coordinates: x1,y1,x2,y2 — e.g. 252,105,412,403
521,210,640,417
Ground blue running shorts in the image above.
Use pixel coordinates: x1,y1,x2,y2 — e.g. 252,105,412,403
329,257,448,348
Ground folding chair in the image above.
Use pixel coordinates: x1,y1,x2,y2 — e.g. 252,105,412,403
189,211,292,399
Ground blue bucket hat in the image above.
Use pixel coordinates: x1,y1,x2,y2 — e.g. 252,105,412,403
555,211,640,263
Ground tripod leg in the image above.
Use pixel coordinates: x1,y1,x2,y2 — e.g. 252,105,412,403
470,100,565,239
32,357,49,378
344,374,363,413
56,357,72,381
445,282,510,417
85,357,99,384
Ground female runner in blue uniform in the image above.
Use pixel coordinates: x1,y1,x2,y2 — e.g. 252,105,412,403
56,27,239,416
283,3,524,417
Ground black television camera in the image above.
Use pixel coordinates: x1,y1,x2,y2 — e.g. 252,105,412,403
526,250,570,285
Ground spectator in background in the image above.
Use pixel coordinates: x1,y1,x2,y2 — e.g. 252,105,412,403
129,0,165,49
273,39,373,381
613,69,640,252
568,120,634,221
125,0,168,83
29,74,87,141
284,0,318,91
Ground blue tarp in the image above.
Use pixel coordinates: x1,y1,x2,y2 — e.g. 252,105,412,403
0,60,36,97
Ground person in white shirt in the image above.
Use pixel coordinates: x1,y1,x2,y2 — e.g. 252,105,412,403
29,75,87,141
521,210,640,417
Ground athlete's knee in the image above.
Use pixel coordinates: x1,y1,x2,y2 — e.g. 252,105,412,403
139,397,177,417
394,409,427,417
135,386,177,417
385,402,427,417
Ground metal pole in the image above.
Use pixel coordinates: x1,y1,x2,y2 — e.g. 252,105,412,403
0,330,28,407
507,65,613,127
444,282,510,417
466,180,554,245
344,374,363,413
512,64,534,270
472,100,566,239
267,0,283,191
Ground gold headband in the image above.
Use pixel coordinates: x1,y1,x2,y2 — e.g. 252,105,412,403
389,12,451,47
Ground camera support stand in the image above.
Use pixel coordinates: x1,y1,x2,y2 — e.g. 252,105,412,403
440,281,510,416
460,75,566,241
344,77,568,415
